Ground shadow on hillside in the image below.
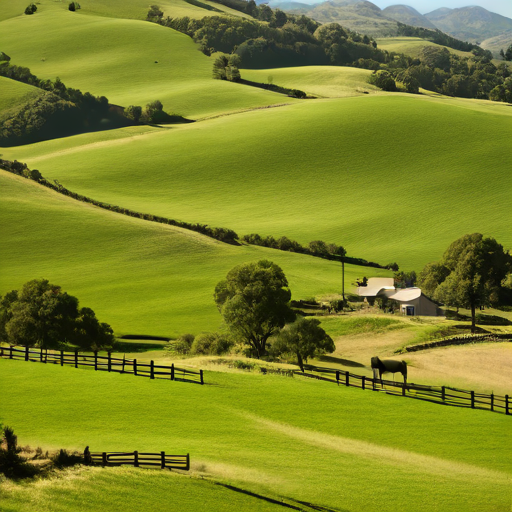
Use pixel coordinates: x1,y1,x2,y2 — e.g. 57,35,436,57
318,355,366,368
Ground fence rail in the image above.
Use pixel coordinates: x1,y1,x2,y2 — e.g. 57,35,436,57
0,345,204,384
294,364,510,416
86,449,189,470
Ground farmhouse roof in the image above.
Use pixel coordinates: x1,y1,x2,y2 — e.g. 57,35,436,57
358,285,395,297
388,287,422,301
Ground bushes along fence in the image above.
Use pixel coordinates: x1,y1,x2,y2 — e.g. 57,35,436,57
0,345,204,384
295,364,510,416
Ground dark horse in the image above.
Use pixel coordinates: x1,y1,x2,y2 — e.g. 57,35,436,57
371,357,407,387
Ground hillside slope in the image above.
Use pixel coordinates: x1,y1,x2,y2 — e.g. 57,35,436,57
0,171,384,336
4,93,511,271
382,4,436,30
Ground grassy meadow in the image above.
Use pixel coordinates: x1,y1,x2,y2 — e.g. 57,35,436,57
0,359,511,512
375,37,473,58
3,93,511,270
0,171,391,336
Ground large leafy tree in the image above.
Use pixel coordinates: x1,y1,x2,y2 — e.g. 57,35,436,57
273,317,334,371
418,234,512,332
214,260,295,358
0,279,114,350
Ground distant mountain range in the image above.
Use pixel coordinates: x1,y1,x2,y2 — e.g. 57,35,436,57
269,0,512,55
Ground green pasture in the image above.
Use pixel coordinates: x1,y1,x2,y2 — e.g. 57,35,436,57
4,93,511,270
241,65,380,98
0,76,42,117
0,9,292,119
0,360,511,512
0,171,388,336
375,37,473,59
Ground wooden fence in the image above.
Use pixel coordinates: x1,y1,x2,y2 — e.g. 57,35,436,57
0,345,204,384
86,449,189,470
295,364,510,416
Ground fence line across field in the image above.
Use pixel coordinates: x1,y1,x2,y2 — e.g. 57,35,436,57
294,364,510,416
85,449,190,471
0,345,204,384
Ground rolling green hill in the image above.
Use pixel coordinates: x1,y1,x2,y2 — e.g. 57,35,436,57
0,8,294,120
0,171,387,336
0,359,510,512
0,76,42,117
374,36,473,59
4,93,511,271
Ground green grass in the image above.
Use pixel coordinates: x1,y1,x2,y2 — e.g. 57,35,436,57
0,360,510,512
241,65,380,98
320,316,405,337
0,76,43,117
0,9,291,119
0,171,390,336
375,37,473,59
4,93,511,271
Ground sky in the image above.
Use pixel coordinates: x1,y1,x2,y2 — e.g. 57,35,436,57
373,0,512,18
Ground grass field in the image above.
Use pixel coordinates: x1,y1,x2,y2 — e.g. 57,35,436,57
0,76,42,117
4,93,511,270
0,171,390,336
375,37,473,58
0,8,291,120
0,359,511,512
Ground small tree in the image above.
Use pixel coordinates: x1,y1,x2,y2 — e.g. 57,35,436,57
272,318,334,371
214,260,295,358
369,70,396,92
124,105,142,123
418,234,512,332
24,3,37,14
212,54,241,82
68,2,81,11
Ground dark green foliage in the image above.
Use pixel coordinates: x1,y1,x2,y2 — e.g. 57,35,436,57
213,53,241,82
368,70,396,91
0,426,38,480
68,2,81,11
419,234,512,332
171,333,195,354
124,105,142,123
24,3,37,15
0,159,239,245
394,270,417,288
500,44,512,61
272,317,334,371
0,279,114,350
50,449,83,468
0,51,10,62
214,260,295,358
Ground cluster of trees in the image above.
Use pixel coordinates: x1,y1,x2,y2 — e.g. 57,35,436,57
123,100,179,124
0,61,132,144
212,53,241,81
24,3,37,15
499,44,512,61
169,332,234,355
369,45,512,101
0,279,115,351
0,159,239,244
214,260,334,369
417,234,512,332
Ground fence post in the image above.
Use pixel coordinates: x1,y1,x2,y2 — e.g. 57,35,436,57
150,360,155,379
45,349,48,363
161,451,165,469
362,376,365,390
471,391,475,409
122,354,126,374
200,369,204,385
108,352,112,373
102,452,107,467
25,345,29,361
134,451,139,468
60,350,64,366
9,346,13,359
402,381,406,396
171,363,175,381
40,347,43,363
506,395,509,415
75,351,78,368
94,351,98,371
442,386,445,402
185,453,190,471
336,371,340,385
490,393,494,412
345,371,349,387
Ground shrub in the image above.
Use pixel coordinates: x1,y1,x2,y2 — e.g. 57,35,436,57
191,332,233,355
369,70,397,92
51,449,83,468
68,2,81,11
172,333,195,354
24,3,37,15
